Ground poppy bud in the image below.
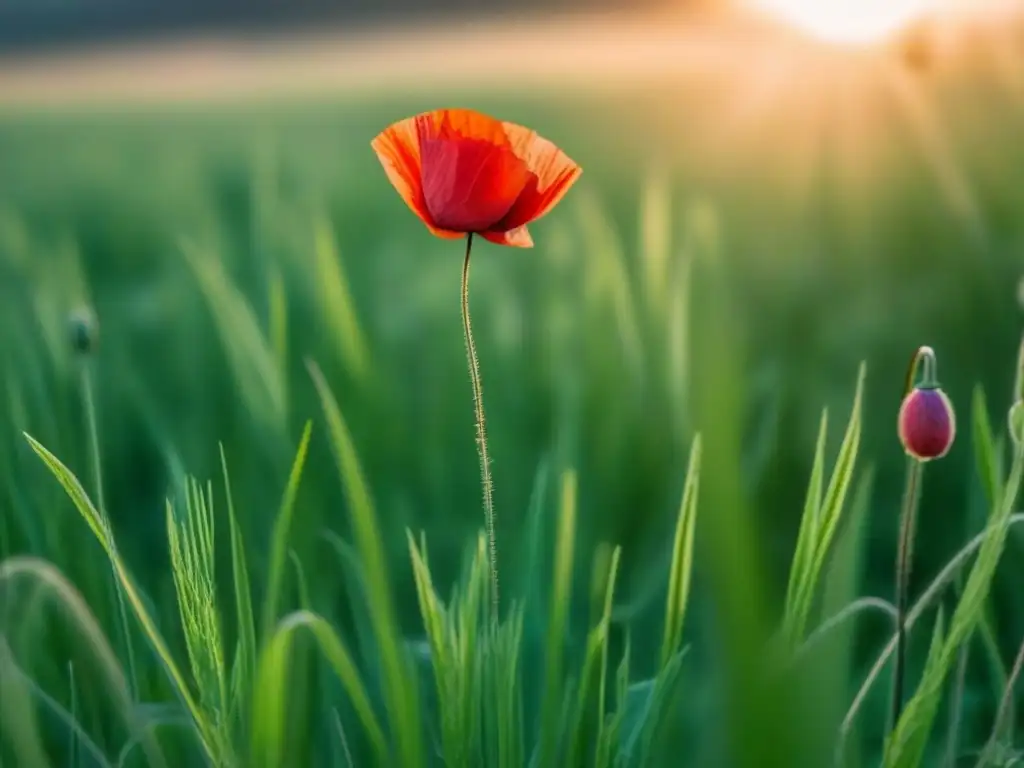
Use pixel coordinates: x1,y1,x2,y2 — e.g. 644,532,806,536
68,307,99,356
898,385,955,461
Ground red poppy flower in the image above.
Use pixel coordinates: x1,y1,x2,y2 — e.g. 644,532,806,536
371,108,582,247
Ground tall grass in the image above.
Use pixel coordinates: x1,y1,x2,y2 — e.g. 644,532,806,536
5,327,1023,766
1,71,1023,765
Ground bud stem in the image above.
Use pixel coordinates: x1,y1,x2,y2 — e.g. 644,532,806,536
904,345,938,395
80,364,139,701
890,455,923,732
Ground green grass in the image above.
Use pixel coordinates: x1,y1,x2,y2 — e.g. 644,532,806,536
2,33,1024,766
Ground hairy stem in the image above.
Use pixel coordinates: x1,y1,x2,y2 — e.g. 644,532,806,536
890,456,923,731
461,234,499,616
81,365,139,699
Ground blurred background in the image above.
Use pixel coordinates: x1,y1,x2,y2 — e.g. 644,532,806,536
2,0,1024,764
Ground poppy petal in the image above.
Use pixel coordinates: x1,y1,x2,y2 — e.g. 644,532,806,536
495,125,582,230
372,118,464,238
423,108,511,147
371,118,427,218
481,226,534,248
417,109,530,233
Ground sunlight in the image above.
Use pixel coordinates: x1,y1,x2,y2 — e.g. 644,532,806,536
746,0,939,44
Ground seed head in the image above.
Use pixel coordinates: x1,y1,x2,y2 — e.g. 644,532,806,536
68,307,99,356
898,385,955,461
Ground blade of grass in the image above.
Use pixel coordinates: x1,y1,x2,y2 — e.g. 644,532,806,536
881,607,947,767
481,605,526,768
975,633,1024,768
969,387,1012,715
312,219,372,385
784,410,829,639
883,444,1023,767
250,611,389,767
260,421,313,642
11,658,113,768
307,359,423,768
789,364,866,645
23,433,218,763
805,468,874,766
288,550,312,612
0,556,167,768
68,661,79,768
595,631,630,768
220,445,256,731
972,386,1001,511
536,469,579,768
0,638,54,768
839,513,1024,749
660,435,701,670
566,545,622,768
79,360,142,705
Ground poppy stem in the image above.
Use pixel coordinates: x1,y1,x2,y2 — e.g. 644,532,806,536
461,233,500,617
890,455,923,733
80,362,140,701
890,344,934,732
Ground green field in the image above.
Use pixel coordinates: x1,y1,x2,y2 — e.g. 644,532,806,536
2,25,1024,768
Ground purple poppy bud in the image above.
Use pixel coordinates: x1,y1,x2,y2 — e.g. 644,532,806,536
898,385,955,461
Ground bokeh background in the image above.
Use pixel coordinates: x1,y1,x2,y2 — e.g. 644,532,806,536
2,0,1024,764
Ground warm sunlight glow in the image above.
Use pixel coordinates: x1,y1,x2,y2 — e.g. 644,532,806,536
748,0,938,44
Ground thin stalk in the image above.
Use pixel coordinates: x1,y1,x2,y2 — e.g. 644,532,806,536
68,660,78,768
461,233,499,617
976,634,1024,768
890,455,922,731
839,513,1024,752
943,638,970,768
81,365,139,699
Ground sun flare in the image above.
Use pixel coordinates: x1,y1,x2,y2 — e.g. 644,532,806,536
747,0,939,44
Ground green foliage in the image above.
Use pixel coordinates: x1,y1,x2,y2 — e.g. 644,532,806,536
783,363,866,647
308,360,424,767
660,435,700,671
10,317,1024,768
260,421,313,642
22,434,221,763
1,78,1024,768
884,446,1024,766
166,481,228,739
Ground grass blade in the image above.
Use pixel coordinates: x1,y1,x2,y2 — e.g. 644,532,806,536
536,469,579,768
260,421,313,642
883,446,1024,767
660,435,701,670
971,386,1001,511
789,363,866,644
307,359,423,768
220,445,257,731
23,433,219,763
783,410,828,642
251,611,389,767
